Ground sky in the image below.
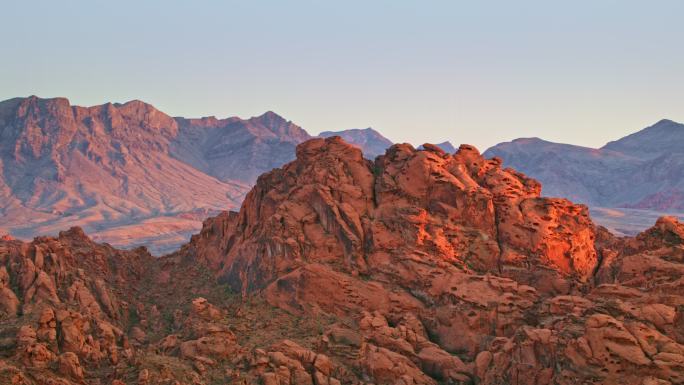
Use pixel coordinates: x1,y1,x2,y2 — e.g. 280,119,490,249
2,0,683,151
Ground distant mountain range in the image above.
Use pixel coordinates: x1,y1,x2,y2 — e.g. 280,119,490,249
2,95,682,251
484,119,684,212
0,96,400,253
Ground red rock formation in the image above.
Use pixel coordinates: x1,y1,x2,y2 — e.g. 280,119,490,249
192,137,596,299
179,137,682,384
1,137,682,384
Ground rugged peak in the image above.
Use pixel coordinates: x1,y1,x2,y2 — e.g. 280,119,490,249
656,215,684,227
14,95,73,117
601,118,684,159
118,99,157,110
0,96,249,254
188,136,598,300
294,135,364,162
113,99,178,134
250,110,288,127
257,110,283,119
383,142,416,160
638,215,684,245
58,226,90,241
653,118,679,127
241,110,310,142
317,127,393,158
456,143,480,155
419,143,446,155
21,95,71,106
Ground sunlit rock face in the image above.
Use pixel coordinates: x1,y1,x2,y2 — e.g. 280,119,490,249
190,137,597,295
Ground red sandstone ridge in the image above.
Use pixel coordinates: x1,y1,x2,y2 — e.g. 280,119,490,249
1,137,683,384
177,137,683,384
188,136,598,296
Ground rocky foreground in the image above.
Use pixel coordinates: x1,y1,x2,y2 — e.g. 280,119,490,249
1,137,683,385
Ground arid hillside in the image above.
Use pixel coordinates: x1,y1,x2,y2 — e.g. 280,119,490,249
485,119,684,212
0,97,393,254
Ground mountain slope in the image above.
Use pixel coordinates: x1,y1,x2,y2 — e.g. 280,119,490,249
0,96,400,252
173,111,312,184
603,118,684,159
0,96,249,253
484,120,684,212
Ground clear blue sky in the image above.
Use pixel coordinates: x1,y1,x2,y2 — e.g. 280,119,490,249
2,0,683,150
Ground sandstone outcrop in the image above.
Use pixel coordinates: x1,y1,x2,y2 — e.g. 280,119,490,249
1,137,683,384
179,137,683,384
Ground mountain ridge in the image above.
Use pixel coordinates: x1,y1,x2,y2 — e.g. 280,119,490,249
484,119,684,212
0,96,397,253
4,95,684,251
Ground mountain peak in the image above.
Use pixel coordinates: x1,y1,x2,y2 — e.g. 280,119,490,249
602,118,684,159
15,95,72,112
116,99,166,114
653,118,678,126
253,110,287,124
121,99,152,107
317,127,393,158
260,110,280,117
294,136,365,165
511,137,547,144
23,95,71,104
243,110,309,140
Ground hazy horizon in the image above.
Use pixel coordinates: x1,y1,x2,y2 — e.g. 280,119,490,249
3,0,683,150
